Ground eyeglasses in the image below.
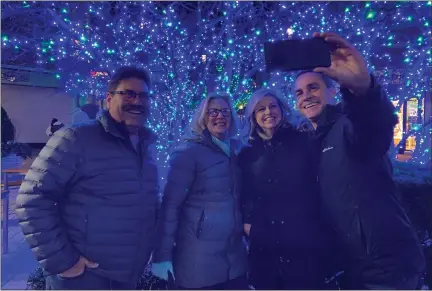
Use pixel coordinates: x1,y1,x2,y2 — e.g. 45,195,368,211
110,90,151,100
208,108,231,117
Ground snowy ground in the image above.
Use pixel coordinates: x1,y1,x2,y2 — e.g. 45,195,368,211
1,188,39,290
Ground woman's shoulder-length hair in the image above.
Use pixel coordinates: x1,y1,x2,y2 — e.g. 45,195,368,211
188,92,239,139
244,87,294,140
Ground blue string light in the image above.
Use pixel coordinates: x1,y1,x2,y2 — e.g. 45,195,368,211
2,1,430,168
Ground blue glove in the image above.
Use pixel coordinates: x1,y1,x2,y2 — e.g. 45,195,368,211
151,261,175,281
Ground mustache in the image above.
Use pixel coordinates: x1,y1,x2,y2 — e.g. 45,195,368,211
122,104,147,114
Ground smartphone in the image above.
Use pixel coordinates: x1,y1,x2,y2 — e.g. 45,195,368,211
264,38,332,72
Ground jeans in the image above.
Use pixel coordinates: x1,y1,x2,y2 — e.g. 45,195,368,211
45,268,136,290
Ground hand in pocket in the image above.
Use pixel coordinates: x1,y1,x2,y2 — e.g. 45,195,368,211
59,256,99,278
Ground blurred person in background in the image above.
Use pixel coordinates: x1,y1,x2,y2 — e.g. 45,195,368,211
71,94,100,125
45,118,65,137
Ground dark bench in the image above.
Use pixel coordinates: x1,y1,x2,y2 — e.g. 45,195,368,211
1,181,23,188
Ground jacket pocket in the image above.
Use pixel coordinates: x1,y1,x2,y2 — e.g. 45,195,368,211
196,210,205,239
57,268,87,281
198,160,225,174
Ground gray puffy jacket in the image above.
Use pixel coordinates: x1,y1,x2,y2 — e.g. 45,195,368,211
153,130,248,288
16,111,159,284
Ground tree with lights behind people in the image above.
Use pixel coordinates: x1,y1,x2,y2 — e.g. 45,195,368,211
1,1,431,175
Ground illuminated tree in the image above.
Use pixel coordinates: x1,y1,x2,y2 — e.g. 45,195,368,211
1,1,430,168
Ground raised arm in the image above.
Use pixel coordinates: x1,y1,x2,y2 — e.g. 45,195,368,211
312,32,397,158
15,128,83,275
341,76,398,157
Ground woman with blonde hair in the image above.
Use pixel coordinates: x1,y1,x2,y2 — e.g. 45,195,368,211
152,93,248,290
238,88,338,290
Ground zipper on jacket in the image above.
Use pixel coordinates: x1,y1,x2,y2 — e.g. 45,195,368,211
84,214,89,255
127,139,147,280
196,210,205,239
357,216,370,256
226,158,236,279
208,138,236,279
213,141,236,279
135,141,144,189
120,138,144,189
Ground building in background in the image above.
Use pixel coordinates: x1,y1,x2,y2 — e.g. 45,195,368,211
393,92,431,155
1,65,72,145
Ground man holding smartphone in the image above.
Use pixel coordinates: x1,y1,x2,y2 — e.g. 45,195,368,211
293,32,425,289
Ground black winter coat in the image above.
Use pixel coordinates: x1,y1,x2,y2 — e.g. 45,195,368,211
314,78,425,289
239,127,338,278
153,130,247,288
16,111,159,284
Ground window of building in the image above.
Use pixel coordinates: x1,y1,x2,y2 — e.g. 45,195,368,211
393,97,424,152
393,100,403,147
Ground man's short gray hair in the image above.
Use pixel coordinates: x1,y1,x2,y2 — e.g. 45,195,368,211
189,92,239,138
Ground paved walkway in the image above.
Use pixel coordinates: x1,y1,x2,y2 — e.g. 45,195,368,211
2,188,39,290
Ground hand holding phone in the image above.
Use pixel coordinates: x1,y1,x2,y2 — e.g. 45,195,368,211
311,32,371,96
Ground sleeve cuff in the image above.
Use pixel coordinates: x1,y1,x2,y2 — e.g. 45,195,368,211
341,74,398,128
340,74,382,104
152,250,173,263
242,212,252,224
42,246,81,275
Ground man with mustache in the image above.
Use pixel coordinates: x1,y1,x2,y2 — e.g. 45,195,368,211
16,66,159,290
294,32,425,289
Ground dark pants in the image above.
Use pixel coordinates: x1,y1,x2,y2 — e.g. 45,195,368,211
249,250,335,290
339,269,423,290
179,275,249,290
45,269,136,290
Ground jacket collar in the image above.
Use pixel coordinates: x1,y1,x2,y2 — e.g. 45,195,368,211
314,103,344,140
185,128,240,156
98,110,157,144
249,124,295,147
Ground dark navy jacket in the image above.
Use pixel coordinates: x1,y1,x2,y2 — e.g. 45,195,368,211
153,130,247,288
239,126,339,279
16,111,159,284
315,79,425,289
